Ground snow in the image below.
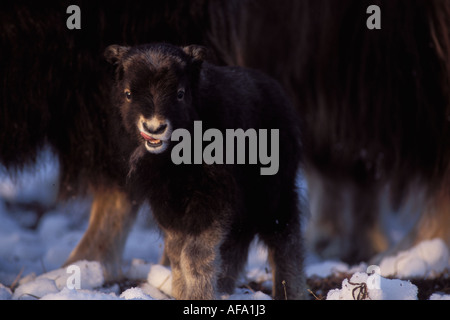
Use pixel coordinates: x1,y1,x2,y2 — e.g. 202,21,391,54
120,287,154,300
222,289,272,300
0,284,12,300
327,272,418,300
306,261,355,278
11,260,104,299
13,277,60,300
146,264,172,296
379,238,449,279
429,293,450,300
0,149,449,300
41,287,119,300
321,239,450,300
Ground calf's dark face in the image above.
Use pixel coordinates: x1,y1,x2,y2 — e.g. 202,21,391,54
105,44,203,154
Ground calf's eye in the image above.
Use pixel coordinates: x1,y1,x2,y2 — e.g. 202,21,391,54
177,89,185,101
124,89,132,101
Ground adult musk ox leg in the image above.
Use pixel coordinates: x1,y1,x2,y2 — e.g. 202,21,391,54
306,168,387,264
64,184,139,280
373,185,450,263
306,169,349,261
346,183,387,264
406,199,450,250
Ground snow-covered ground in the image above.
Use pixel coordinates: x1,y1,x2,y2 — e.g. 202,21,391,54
0,149,449,300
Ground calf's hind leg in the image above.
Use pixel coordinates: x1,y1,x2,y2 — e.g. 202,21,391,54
263,226,306,299
260,191,306,300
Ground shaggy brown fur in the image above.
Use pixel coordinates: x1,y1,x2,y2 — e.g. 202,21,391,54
206,0,450,263
2,1,450,280
0,1,212,279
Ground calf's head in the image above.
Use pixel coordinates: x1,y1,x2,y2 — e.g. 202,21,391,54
105,43,206,154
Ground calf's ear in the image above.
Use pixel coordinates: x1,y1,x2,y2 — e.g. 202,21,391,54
182,45,208,62
104,45,130,65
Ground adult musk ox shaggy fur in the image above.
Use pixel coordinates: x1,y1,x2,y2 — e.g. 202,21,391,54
104,42,304,300
2,0,450,282
0,1,212,280
208,0,450,263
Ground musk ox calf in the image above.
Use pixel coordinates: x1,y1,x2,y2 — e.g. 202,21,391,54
104,43,305,300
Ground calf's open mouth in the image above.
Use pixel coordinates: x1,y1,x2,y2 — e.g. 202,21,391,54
140,131,163,148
